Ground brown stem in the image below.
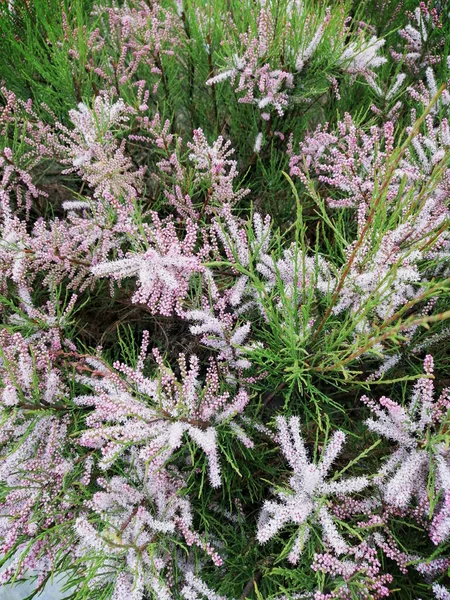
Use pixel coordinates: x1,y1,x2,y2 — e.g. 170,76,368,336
74,450,96,465
119,504,141,534
201,187,212,214
23,248,91,268
12,401,70,412
311,83,446,343
240,571,262,600
263,381,286,407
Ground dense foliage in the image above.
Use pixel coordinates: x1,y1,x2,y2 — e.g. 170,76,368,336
0,0,450,598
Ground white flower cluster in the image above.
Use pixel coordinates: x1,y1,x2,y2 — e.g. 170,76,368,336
257,416,369,563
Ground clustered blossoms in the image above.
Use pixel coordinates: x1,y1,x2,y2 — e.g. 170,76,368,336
206,7,295,119
187,129,250,208
288,115,404,212
91,213,203,316
88,1,180,94
257,416,369,564
390,4,445,73
362,355,450,544
74,339,251,487
1,0,450,599
74,467,223,600
0,330,230,598
0,330,76,586
255,358,450,596
206,0,386,151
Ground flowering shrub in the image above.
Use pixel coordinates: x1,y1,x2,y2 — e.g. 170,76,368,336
1,0,450,599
